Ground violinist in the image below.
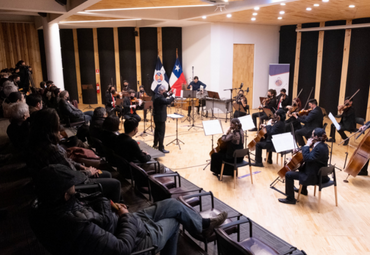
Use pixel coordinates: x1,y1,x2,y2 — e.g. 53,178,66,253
136,85,149,121
121,80,129,92
253,109,286,167
210,118,244,179
233,90,249,118
122,90,141,122
292,99,323,146
250,89,278,131
105,85,116,114
276,88,290,111
285,97,302,132
327,97,356,146
278,128,330,205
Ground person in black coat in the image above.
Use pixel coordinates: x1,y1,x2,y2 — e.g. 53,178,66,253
30,164,228,255
276,88,290,111
89,107,107,141
328,97,356,146
105,85,115,113
292,99,323,146
253,109,286,167
152,86,176,153
250,89,278,131
59,90,93,123
122,90,141,122
278,128,329,204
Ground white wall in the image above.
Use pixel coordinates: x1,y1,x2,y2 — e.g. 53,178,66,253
182,22,280,108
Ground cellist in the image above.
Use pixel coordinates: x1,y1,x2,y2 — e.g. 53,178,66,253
279,128,330,205
355,122,370,176
210,118,244,180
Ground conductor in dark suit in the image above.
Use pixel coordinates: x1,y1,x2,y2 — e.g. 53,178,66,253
153,86,176,153
292,99,323,146
279,128,330,204
253,109,286,167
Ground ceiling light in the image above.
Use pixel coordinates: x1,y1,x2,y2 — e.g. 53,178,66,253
226,14,232,18
322,0,329,2
251,17,256,21
278,17,282,20
224,0,228,2
306,7,312,11
279,11,285,14
280,3,286,6
59,18,141,24
314,4,319,7
202,16,206,19
253,12,258,16
85,4,214,12
349,5,355,8
254,7,260,10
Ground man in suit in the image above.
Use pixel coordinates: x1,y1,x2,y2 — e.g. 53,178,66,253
153,86,176,153
276,88,290,111
122,90,141,122
328,97,356,146
279,128,329,204
250,89,278,131
253,109,286,167
292,99,323,146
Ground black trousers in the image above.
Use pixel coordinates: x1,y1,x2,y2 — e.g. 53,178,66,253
154,121,166,150
124,113,141,122
252,112,269,128
329,123,348,140
285,118,301,132
233,111,246,118
90,171,121,202
295,127,313,146
255,141,274,163
285,171,307,200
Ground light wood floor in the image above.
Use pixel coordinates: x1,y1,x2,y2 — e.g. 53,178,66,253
84,105,370,255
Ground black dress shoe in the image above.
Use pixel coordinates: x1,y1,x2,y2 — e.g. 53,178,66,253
327,138,336,143
251,162,264,168
160,149,170,153
278,198,296,204
294,187,308,196
153,145,158,149
212,172,218,176
343,140,349,146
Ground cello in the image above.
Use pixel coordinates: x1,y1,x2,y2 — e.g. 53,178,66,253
247,127,267,151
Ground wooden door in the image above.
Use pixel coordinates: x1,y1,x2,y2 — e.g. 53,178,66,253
232,44,254,108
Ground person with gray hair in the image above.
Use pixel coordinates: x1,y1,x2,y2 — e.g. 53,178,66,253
2,81,18,97
152,86,176,153
59,90,94,122
6,102,30,150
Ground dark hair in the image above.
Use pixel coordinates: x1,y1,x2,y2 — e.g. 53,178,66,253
231,118,242,130
9,74,19,81
194,76,199,80
139,85,144,89
275,109,286,121
16,60,25,68
102,116,120,132
26,94,42,107
7,92,22,103
124,118,139,134
129,89,135,94
280,88,286,93
46,80,54,86
40,81,46,88
28,108,60,146
123,80,128,84
59,90,68,99
93,107,106,118
268,89,277,97
308,99,317,105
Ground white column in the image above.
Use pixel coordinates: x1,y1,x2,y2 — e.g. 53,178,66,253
42,18,65,90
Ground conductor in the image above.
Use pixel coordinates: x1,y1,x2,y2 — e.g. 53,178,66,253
153,85,176,153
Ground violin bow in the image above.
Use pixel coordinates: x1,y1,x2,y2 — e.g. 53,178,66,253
303,87,314,110
347,89,360,102
296,88,303,99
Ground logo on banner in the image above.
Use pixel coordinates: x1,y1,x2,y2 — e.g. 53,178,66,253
155,72,163,83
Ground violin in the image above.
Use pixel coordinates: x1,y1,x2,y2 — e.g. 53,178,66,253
138,91,148,98
297,108,312,116
247,127,267,151
338,89,359,113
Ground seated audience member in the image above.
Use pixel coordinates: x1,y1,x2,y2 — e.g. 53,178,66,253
2,91,25,118
89,107,107,141
59,90,93,123
1,81,18,101
47,86,60,109
100,116,120,149
115,118,166,173
26,94,43,115
30,164,227,255
122,90,141,122
26,109,121,202
6,102,30,150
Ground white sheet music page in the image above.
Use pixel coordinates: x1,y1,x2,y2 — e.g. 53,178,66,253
272,132,295,153
238,115,255,131
202,120,224,136
328,112,341,130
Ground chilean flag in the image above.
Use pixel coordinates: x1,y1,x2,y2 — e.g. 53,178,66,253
151,56,169,93
169,58,186,97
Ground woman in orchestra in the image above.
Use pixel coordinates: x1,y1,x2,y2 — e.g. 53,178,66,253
285,97,302,132
136,85,149,121
250,89,277,131
210,118,244,179
233,90,248,118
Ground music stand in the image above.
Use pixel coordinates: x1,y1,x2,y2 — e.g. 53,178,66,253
166,113,185,149
182,90,202,131
138,101,153,137
207,91,220,120
116,98,123,106
263,108,274,119
238,115,255,148
202,119,224,170
233,103,246,113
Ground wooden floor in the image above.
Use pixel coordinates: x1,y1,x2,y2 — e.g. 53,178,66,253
85,105,370,255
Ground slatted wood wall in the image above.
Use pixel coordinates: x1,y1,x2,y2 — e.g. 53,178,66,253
0,23,43,87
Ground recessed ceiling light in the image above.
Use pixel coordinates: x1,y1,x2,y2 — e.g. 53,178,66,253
253,12,258,16
224,0,228,2
280,11,285,14
251,17,256,21
322,0,329,2
280,3,286,6
306,7,312,11
226,14,232,18
314,4,319,7
349,5,355,8
254,7,260,10
278,17,282,20
202,16,206,19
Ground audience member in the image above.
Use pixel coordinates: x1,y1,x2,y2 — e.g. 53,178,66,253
100,116,120,149
89,107,107,141
2,92,25,118
26,94,43,115
59,90,93,123
6,102,30,150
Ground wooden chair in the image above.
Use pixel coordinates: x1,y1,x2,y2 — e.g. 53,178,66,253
297,165,338,213
220,148,253,188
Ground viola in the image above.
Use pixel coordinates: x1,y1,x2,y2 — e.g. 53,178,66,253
298,108,312,116
247,127,267,151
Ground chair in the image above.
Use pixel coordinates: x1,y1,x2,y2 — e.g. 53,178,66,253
215,218,279,255
179,192,241,253
220,148,253,188
88,137,106,158
296,165,338,213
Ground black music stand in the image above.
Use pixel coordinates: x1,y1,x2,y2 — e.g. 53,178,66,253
263,108,274,119
138,101,153,137
207,91,220,120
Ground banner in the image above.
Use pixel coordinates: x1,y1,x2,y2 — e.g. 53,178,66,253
268,64,290,94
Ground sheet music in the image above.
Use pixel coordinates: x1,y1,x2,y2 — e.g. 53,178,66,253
167,113,184,119
328,112,341,130
202,119,224,136
272,132,295,153
238,115,255,131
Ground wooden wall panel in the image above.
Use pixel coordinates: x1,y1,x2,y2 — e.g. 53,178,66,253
0,23,43,87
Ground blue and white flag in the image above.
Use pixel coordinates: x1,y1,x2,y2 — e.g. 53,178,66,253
151,56,169,93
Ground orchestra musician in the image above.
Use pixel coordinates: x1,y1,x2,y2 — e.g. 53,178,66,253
355,122,370,176
250,89,278,131
153,86,176,153
187,76,207,117
122,90,141,122
276,88,290,111
253,109,286,167
196,85,208,117
136,85,149,121
285,97,302,132
121,80,129,92
327,97,356,146
105,85,116,113
279,128,330,205
233,90,248,118
292,99,323,146
210,118,244,179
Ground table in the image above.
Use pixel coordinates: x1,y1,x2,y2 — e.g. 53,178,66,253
136,140,165,159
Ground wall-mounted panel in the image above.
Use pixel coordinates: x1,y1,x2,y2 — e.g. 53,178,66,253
279,25,296,98
319,20,346,114
97,28,115,104
162,27,182,80
140,27,157,95
118,27,137,91
60,29,78,102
